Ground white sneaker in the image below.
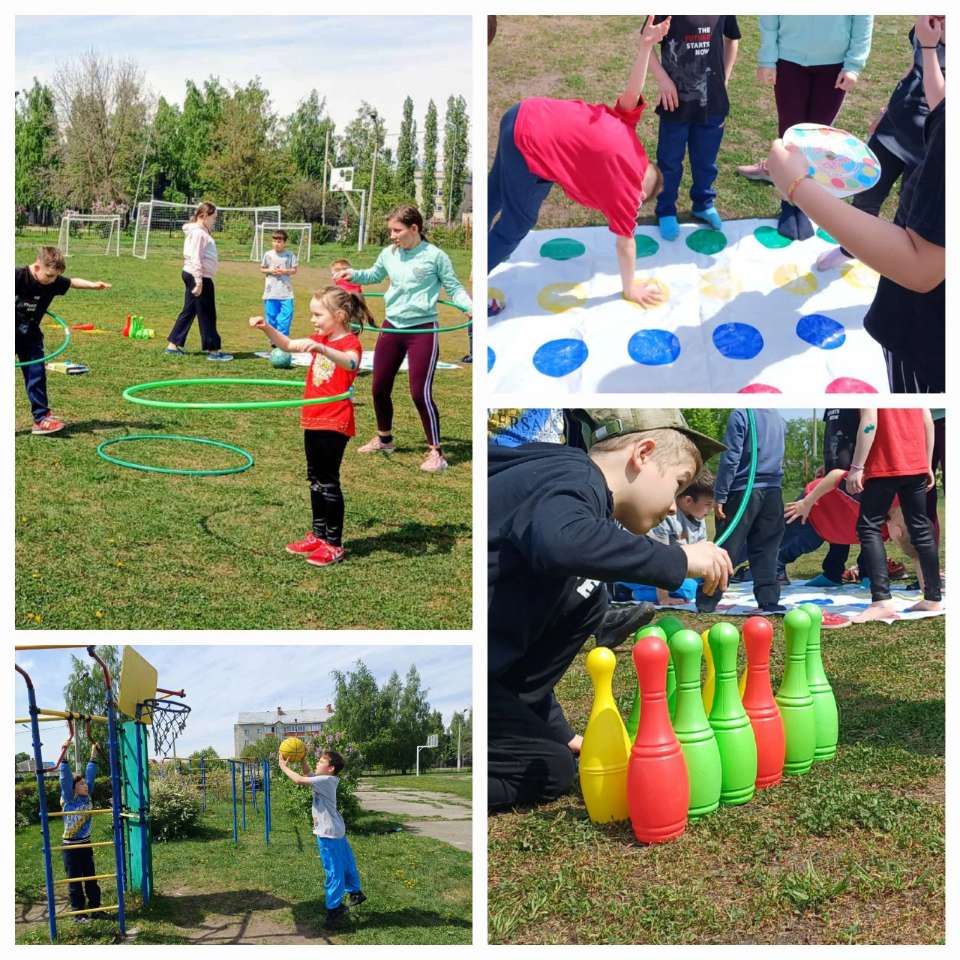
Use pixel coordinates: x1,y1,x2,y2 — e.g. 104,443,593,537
420,450,449,473
357,435,396,454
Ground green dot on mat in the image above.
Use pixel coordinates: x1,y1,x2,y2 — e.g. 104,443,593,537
635,234,660,258
817,227,838,244
754,225,793,250
540,237,586,261
686,228,727,255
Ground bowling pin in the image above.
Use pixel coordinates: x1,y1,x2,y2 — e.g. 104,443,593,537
627,632,689,843
657,615,684,720
707,622,757,805
580,647,631,823
625,625,666,741
668,628,722,818
740,616,785,789
775,609,816,775
701,628,715,714
799,603,838,762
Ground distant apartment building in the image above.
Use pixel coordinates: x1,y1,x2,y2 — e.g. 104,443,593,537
233,705,334,757
415,166,473,226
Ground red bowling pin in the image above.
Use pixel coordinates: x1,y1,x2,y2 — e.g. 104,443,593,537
741,616,785,789
627,632,689,844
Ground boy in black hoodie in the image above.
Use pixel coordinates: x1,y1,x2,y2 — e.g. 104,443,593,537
488,408,732,811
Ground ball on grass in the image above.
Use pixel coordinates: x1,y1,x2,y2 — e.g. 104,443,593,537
279,737,307,762
270,347,292,369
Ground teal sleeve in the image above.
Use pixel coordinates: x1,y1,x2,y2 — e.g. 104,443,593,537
757,16,781,68
435,251,473,313
350,250,387,286
843,16,874,75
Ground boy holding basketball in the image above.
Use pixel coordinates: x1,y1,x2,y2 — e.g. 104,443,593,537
279,747,366,930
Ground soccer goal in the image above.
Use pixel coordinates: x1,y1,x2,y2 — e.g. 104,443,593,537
132,201,282,260
252,222,313,263
329,167,366,253
57,214,122,257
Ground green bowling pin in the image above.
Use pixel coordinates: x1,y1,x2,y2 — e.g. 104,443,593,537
626,625,667,740
799,603,838,761
775,609,816,775
668,628,722,818
707,622,757,805
657,615,685,720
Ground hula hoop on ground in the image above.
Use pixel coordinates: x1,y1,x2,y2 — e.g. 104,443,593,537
122,378,352,411
354,292,472,334
96,434,255,477
15,312,72,367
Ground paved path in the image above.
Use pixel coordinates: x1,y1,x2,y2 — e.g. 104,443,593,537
357,784,472,853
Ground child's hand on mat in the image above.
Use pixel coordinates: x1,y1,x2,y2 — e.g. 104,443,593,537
835,70,858,92
765,140,809,197
640,15,670,45
656,74,679,112
915,15,943,47
623,278,665,306
681,541,733,596
784,499,812,524
249,316,267,329
757,66,776,86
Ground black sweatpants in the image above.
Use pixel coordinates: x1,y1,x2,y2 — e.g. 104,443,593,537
698,486,785,612
62,842,101,912
167,272,221,351
304,430,349,546
857,474,941,602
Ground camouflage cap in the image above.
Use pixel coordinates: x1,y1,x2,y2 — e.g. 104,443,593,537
576,408,726,461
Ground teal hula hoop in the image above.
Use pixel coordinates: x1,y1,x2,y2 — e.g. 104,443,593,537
96,434,255,477
122,378,353,411
355,292,472,334
15,312,72,367
714,409,758,548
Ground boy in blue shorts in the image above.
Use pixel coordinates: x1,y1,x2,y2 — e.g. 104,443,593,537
260,229,298,335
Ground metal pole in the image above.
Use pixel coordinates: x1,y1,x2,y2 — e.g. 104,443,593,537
366,116,378,248
241,762,247,832
200,756,206,812
263,759,270,846
230,762,238,847
457,720,462,771
416,745,420,777
252,763,257,813
357,190,366,254
134,710,149,906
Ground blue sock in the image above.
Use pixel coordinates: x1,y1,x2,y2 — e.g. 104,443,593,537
693,206,723,230
658,215,679,241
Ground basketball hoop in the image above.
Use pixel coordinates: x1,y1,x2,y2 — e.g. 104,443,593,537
140,698,191,757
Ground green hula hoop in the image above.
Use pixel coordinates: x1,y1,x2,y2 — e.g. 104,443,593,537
96,434,255,477
15,312,72,367
715,409,758,548
354,292,472,334
122,378,353,411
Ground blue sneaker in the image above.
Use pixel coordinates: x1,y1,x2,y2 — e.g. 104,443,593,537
693,206,723,230
805,574,843,588
206,351,234,362
658,215,679,241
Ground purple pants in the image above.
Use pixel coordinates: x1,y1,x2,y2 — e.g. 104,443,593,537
371,321,441,446
774,60,847,136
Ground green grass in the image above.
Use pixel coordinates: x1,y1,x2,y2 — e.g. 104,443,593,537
489,15,912,228
364,770,473,801
488,544,944,944
15,794,471,944
14,235,473,629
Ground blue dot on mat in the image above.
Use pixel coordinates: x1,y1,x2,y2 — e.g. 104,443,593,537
712,322,763,360
532,338,588,377
627,329,681,366
796,313,845,350
487,346,496,372
806,598,835,606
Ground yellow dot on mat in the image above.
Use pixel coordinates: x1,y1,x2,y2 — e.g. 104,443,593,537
537,282,588,314
622,276,669,310
488,286,506,306
773,263,819,296
840,261,880,291
700,266,741,301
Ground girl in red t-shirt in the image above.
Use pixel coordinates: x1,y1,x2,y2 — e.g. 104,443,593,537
250,286,370,567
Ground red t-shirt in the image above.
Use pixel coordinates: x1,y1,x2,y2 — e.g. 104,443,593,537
514,96,650,237
864,409,929,479
805,476,889,545
300,332,362,435
334,277,363,296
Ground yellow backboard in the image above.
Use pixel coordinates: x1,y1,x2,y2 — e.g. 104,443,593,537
118,647,158,724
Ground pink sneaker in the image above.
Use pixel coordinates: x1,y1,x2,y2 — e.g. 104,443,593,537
357,435,396,454
32,415,66,435
305,543,345,567
286,532,329,555
420,449,449,473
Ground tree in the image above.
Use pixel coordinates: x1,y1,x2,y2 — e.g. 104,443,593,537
396,666,432,775
396,95,417,201
422,100,439,220
441,95,469,223
15,79,59,223
682,409,731,474
177,78,228,198
329,661,383,746
783,413,819,493
240,733,280,763
62,646,121,758
448,709,472,766
287,90,334,183
188,746,220,762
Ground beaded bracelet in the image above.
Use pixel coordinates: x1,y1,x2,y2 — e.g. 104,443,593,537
787,174,812,204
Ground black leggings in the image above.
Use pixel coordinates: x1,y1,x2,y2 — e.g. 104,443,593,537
857,474,941,602
167,272,221,351
304,430,350,546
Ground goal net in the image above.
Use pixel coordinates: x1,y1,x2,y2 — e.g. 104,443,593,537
57,214,122,257
132,201,281,260
253,222,313,263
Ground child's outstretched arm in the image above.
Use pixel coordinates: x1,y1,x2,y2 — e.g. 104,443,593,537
69,278,111,290
278,754,312,785
617,16,672,111
784,469,845,524
435,250,473,316
249,316,296,352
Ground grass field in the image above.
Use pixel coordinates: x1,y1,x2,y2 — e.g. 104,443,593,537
488,15,912,229
488,540,945,945
15,790,471,944
365,769,473,801
14,233,473,630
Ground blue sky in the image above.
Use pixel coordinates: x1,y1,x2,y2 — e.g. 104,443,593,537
15,16,471,138
15,645,472,759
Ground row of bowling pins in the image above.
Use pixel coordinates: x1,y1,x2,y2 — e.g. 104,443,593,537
580,604,839,844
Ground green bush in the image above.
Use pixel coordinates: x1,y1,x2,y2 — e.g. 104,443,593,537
149,774,202,841
426,222,472,251
15,774,111,828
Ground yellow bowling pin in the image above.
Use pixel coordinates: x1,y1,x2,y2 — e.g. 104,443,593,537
701,628,716,714
580,647,631,823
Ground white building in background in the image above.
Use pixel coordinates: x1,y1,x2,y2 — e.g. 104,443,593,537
233,705,334,756
415,166,473,226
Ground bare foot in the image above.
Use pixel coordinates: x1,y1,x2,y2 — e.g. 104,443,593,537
906,599,942,613
567,735,583,756
851,600,900,623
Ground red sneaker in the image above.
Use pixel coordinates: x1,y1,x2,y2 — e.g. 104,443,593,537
887,558,906,579
305,543,345,567
32,415,66,435
841,566,860,583
286,532,329,555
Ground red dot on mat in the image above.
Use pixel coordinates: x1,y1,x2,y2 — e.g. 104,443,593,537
738,383,782,393
826,377,878,393
831,178,846,188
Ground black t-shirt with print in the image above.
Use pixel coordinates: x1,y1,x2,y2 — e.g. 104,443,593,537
863,100,945,391
822,409,861,471
653,15,741,124
15,266,70,329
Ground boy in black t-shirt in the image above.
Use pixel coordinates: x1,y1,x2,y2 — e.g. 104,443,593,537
15,246,111,434
649,15,740,240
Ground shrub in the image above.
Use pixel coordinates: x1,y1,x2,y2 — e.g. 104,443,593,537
15,774,111,828
149,774,202,841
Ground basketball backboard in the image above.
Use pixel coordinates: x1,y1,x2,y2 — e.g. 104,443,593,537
118,647,158,724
